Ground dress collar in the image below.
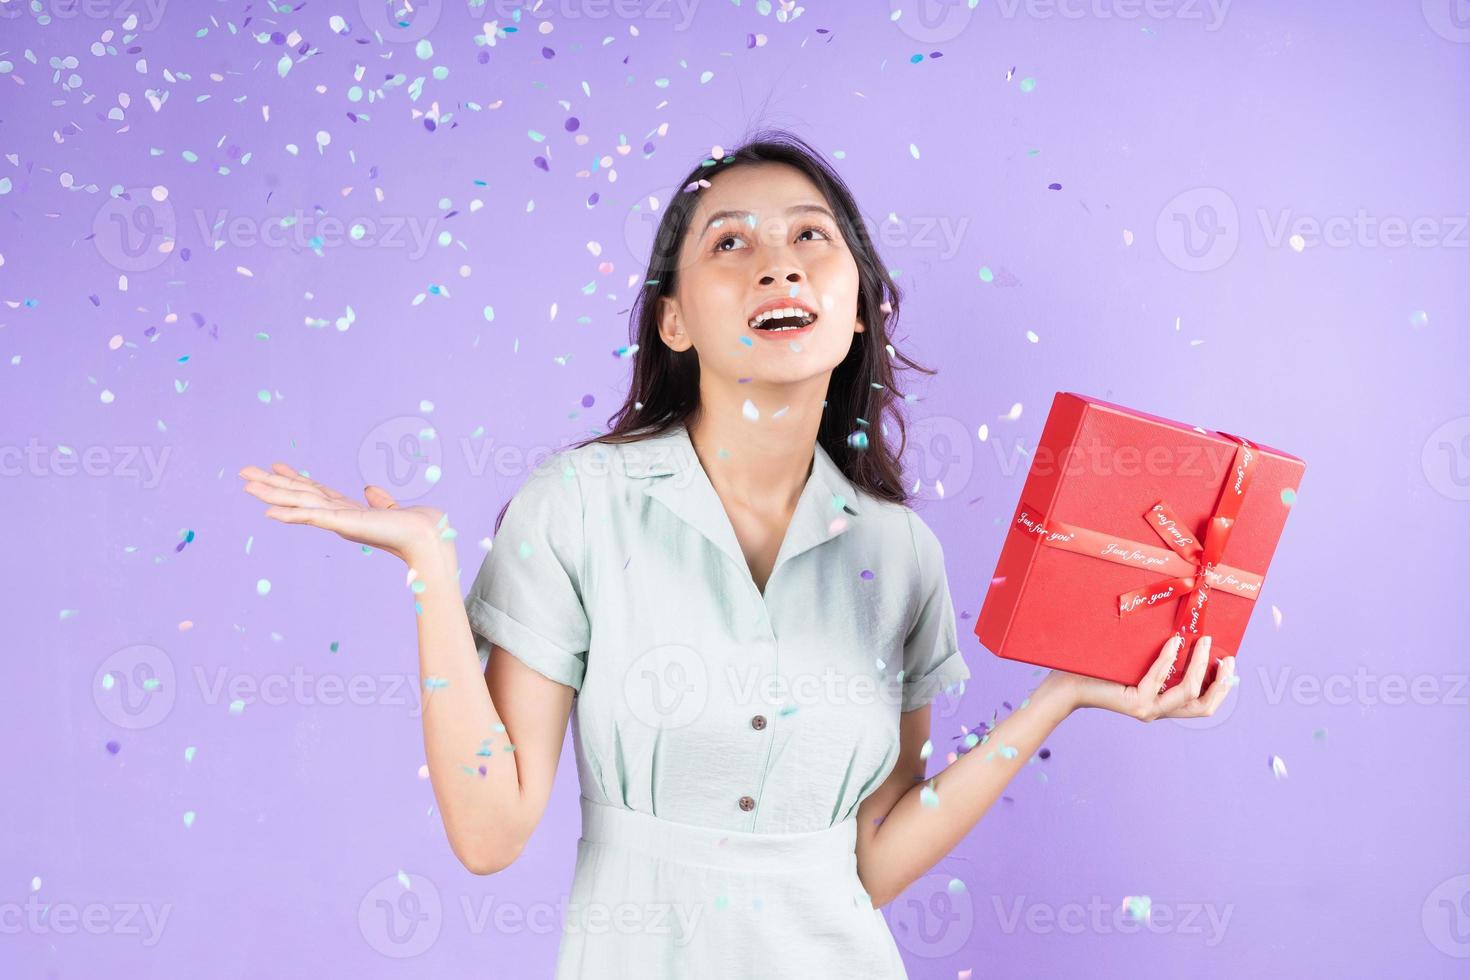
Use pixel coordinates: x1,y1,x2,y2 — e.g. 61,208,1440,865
619,419,862,589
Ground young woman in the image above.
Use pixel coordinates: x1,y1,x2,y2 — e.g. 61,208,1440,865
238,131,1236,978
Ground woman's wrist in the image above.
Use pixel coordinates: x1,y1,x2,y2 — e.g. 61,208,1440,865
1034,670,1084,717
404,530,458,579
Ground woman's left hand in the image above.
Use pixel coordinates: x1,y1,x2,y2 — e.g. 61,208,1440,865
1039,634,1237,722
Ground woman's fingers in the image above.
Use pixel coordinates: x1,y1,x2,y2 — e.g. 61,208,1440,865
269,462,351,503
245,478,347,512
363,484,398,510
1153,635,1214,716
1137,634,1183,700
1173,655,1237,717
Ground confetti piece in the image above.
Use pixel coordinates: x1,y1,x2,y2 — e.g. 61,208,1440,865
1271,605,1283,629
256,579,271,596
1003,402,1023,421
1280,487,1297,506
1410,310,1429,327
1270,754,1288,779
978,265,993,283
977,424,989,442
1123,228,1134,246
183,811,196,829
1289,233,1305,252
1122,895,1151,922
742,398,759,421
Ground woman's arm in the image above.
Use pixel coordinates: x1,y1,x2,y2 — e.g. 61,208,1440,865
238,462,574,876
409,534,574,875
855,633,1236,908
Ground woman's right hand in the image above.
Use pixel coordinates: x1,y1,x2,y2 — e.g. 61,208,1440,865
238,462,450,567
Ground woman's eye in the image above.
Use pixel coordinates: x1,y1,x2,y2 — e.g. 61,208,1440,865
713,226,830,253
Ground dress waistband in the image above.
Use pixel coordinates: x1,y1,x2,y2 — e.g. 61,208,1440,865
578,796,858,874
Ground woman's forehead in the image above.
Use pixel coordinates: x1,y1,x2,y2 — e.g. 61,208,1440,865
694,164,825,221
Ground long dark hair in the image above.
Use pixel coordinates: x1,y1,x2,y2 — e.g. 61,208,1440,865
495,128,938,533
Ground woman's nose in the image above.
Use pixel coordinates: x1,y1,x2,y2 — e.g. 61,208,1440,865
758,269,802,286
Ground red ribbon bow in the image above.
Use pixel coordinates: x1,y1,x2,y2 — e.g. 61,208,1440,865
1010,436,1263,649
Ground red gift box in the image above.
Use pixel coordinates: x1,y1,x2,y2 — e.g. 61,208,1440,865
974,392,1306,692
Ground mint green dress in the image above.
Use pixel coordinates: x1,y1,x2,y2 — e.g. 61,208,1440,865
463,420,972,978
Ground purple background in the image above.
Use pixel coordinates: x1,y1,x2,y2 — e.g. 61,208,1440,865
4,0,1468,977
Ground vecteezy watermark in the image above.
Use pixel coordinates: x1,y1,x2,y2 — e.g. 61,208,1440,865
990,894,1233,945
0,0,168,29
1422,416,1470,501
888,0,1230,43
0,440,172,488
1256,208,1470,251
1423,873,1470,957
1156,187,1240,273
1256,665,1468,708
487,0,702,29
359,415,446,504
355,0,702,44
357,871,710,958
190,208,443,260
91,186,176,272
94,643,177,729
359,872,443,958
94,644,435,728
888,871,975,958
851,206,971,263
0,895,172,945
1422,0,1470,43
619,181,968,277
1157,186,1470,271
988,433,1242,482
193,666,429,718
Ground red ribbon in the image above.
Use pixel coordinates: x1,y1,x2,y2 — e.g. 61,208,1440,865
1010,436,1263,647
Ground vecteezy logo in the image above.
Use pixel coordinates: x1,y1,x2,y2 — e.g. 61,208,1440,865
887,871,974,958
94,643,177,729
623,643,708,730
1423,0,1470,43
888,0,978,43
92,187,176,272
904,414,974,502
358,415,444,503
358,872,442,958
1422,416,1470,501
1422,873,1470,957
1156,187,1239,272
622,185,682,277
358,0,442,44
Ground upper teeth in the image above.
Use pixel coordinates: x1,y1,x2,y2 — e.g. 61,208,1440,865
749,307,816,329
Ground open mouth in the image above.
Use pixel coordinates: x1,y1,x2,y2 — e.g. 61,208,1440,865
748,307,819,332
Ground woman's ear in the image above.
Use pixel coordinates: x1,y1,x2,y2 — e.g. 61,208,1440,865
855,316,866,334
657,295,692,352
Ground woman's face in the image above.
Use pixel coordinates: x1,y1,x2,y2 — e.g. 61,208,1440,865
657,162,865,391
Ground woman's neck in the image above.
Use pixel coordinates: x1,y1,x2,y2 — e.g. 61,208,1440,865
685,389,825,514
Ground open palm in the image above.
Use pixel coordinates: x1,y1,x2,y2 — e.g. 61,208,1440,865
238,462,448,565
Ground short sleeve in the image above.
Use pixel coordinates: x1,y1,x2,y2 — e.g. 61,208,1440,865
901,510,971,712
463,452,590,692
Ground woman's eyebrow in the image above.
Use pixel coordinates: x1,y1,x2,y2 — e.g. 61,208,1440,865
697,203,836,238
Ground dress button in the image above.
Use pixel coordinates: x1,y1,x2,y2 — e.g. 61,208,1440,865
738,795,755,812
750,714,767,731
